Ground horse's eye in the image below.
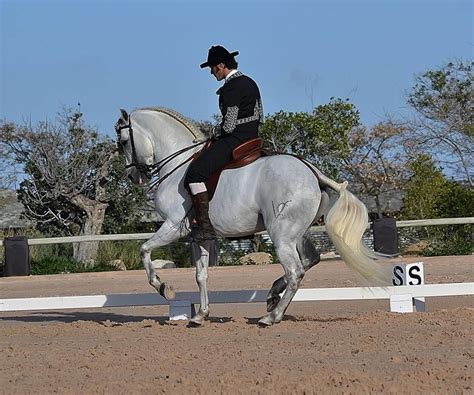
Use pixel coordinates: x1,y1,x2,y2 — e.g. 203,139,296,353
120,129,130,143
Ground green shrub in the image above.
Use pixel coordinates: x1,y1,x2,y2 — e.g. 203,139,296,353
255,236,278,263
165,242,193,267
96,239,194,269
97,240,142,269
218,239,251,266
400,156,473,256
31,255,81,275
31,255,121,275
422,225,473,256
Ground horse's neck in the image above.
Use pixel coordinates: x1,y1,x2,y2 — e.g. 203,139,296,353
154,131,196,159
137,112,201,172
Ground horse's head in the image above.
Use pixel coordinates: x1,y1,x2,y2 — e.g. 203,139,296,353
115,109,155,185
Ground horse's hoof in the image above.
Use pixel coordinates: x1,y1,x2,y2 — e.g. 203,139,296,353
159,283,175,300
188,315,204,327
258,315,274,327
266,296,281,312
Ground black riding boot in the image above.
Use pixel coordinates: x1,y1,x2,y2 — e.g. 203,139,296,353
191,191,216,241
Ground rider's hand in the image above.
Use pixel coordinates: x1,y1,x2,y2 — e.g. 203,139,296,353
210,125,221,140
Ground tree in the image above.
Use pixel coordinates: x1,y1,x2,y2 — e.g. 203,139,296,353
0,139,19,195
340,122,409,217
400,154,447,220
259,99,410,215
16,161,84,236
437,180,474,219
100,158,149,234
400,154,472,255
193,114,219,138
433,179,473,256
0,109,142,265
406,60,473,186
259,98,359,177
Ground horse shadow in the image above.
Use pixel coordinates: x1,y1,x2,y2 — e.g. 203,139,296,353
245,315,353,326
186,316,236,328
0,311,236,326
0,311,169,325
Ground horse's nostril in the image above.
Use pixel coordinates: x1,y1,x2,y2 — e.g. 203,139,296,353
128,174,134,182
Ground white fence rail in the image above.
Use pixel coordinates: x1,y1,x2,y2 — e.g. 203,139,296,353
1,283,473,315
1,217,472,247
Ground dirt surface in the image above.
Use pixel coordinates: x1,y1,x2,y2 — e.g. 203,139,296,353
1,255,473,394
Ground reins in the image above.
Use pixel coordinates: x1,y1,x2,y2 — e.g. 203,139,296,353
147,141,206,191
116,115,321,193
115,118,207,190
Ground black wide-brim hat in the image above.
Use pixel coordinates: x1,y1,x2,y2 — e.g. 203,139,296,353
200,45,239,68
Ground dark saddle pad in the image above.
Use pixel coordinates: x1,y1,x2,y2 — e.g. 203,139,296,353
194,138,266,201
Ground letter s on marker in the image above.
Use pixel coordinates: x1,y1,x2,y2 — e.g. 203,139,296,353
408,266,422,285
392,265,404,286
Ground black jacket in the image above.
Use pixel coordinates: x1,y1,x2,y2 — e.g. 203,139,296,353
217,71,263,140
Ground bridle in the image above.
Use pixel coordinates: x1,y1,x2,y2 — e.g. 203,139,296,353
115,118,154,177
115,117,207,189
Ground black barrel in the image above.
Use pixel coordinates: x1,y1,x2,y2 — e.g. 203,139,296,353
4,236,31,276
372,217,398,255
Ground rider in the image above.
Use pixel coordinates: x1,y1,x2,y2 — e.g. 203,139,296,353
184,45,264,241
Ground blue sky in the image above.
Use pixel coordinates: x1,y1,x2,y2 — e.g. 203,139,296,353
1,0,472,138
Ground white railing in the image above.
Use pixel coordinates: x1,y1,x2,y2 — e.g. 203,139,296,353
0,217,472,247
1,283,473,315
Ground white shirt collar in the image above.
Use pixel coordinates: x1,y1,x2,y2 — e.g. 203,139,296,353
225,69,238,82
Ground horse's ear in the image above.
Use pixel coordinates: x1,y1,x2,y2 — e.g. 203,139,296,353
120,109,129,123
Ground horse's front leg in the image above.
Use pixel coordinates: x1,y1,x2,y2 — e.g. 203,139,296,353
141,219,185,300
189,240,217,325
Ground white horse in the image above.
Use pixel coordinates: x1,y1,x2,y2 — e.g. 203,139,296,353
115,107,391,326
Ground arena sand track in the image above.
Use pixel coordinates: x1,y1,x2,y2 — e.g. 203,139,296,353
1,255,472,394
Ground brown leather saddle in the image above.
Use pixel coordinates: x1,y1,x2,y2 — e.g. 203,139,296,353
194,138,266,200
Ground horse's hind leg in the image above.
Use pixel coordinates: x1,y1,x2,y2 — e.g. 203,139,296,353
266,277,287,313
266,235,320,312
259,243,305,326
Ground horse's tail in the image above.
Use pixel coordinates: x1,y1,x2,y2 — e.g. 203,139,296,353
318,174,392,286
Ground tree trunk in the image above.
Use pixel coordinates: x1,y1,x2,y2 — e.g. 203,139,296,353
374,195,383,219
71,196,108,267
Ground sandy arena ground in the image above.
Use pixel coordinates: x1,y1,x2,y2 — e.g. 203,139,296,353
0,255,472,394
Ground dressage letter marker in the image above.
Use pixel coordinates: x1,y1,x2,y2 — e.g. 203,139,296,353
391,262,425,312
392,262,424,286
389,294,414,313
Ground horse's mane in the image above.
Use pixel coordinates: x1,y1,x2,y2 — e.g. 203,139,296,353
137,107,206,141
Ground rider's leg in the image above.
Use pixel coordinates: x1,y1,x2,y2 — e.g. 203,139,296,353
188,182,216,240
184,136,240,241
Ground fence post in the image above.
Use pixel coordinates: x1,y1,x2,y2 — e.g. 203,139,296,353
372,217,398,255
4,236,31,276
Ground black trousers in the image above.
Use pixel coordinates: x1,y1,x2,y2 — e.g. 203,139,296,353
184,132,256,186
